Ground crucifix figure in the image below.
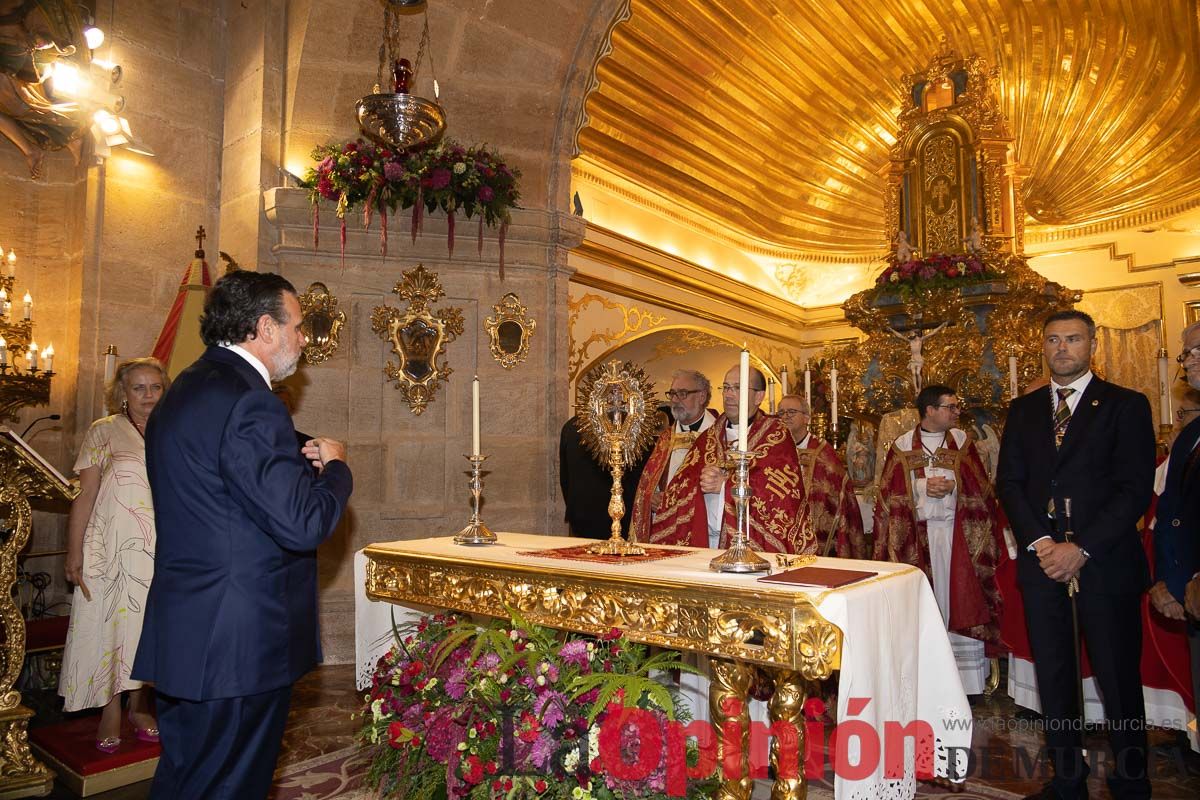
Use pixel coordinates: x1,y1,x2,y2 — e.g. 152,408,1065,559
887,320,949,393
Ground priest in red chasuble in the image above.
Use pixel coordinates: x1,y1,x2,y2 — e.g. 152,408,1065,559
629,369,717,544
638,364,811,553
873,384,1004,695
779,394,866,559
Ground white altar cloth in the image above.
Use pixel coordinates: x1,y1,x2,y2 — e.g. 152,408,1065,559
355,534,972,800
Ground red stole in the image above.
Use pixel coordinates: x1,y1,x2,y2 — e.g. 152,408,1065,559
798,437,866,559
872,427,1004,646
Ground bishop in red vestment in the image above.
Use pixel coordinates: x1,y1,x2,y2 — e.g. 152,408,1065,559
779,394,866,558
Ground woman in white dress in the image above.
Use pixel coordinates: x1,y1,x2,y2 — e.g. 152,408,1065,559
59,358,168,752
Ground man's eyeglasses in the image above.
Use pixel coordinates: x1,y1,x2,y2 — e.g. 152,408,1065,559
718,383,765,393
1176,346,1200,364
778,409,809,418
1176,407,1200,421
665,389,702,401
935,403,964,412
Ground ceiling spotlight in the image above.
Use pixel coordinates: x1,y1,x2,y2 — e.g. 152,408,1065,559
93,109,120,135
83,25,104,50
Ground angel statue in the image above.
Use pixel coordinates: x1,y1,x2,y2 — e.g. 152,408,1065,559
887,320,949,393
894,230,915,262
0,0,89,179
966,216,984,253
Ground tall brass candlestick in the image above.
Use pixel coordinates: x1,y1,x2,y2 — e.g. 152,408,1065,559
453,454,496,545
709,450,769,573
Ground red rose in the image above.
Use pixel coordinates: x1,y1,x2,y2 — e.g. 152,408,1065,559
535,779,548,792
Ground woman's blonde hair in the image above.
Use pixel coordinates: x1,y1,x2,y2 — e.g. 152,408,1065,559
105,357,170,414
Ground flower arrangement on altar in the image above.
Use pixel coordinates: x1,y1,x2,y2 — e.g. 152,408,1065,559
874,253,997,297
361,611,716,800
302,138,521,272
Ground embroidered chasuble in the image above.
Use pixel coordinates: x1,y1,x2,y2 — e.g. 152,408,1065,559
637,413,812,553
629,411,715,544
872,426,1004,647
796,434,866,559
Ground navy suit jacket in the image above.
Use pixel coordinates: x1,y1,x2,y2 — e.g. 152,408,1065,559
996,376,1155,595
132,347,352,701
1153,416,1200,603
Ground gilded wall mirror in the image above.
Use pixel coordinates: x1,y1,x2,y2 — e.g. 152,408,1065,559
371,264,464,414
298,282,346,365
484,292,535,369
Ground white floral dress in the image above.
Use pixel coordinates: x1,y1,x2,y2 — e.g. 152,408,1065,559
58,414,156,712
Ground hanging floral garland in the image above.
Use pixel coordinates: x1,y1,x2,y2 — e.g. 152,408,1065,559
302,138,521,278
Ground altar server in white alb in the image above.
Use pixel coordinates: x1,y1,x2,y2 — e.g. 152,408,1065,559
873,384,1006,695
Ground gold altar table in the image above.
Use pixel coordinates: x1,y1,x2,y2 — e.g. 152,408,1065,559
364,533,853,800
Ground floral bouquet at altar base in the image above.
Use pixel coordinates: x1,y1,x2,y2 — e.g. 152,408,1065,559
874,252,998,298
360,611,718,800
302,138,520,274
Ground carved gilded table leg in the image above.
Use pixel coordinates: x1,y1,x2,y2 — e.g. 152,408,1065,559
711,657,754,800
766,669,807,800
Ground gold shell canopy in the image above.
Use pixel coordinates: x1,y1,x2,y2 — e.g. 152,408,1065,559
578,0,1200,258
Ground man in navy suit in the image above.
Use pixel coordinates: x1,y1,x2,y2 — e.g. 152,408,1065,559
1149,320,1200,722
133,271,353,799
997,310,1155,800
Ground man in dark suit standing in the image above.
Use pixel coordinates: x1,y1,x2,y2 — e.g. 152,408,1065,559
1149,320,1200,722
133,271,353,799
997,309,1155,800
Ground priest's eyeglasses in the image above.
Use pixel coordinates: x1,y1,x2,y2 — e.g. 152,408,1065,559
1177,407,1200,421
1176,346,1200,364
665,389,702,400
778,409,809,418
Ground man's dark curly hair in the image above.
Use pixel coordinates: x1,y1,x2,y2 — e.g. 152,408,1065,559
200,271,297,346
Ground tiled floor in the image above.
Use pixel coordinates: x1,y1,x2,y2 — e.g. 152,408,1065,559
29,665,1200,799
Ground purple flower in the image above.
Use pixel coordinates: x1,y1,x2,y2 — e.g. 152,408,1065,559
559,640,590,668
476,185,495,203
534,690,568,728
384,161,404,181
424,708,465,763
530,733,555,768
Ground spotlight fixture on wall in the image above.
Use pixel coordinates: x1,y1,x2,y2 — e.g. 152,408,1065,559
354,0,445,151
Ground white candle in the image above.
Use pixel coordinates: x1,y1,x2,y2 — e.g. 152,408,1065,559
830,360,839,437
1158,351,1171,426
23,291,31,320
0,335,6,366
0,288,7,319
471,376,480,456
6,249,14,278
103,346,117,384
1008,355,1019,399
738,349,749,451
780,366,788,396
42,343,54,373
767,377,776,414
27,340,37,371
804,362,812,406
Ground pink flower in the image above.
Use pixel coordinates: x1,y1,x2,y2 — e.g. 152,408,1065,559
384,161,405,182
429,168,452,190
477,185,494,202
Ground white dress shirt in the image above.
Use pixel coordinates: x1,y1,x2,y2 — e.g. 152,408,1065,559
221,343,271,388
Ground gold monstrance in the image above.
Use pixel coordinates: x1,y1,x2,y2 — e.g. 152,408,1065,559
582,361,651,556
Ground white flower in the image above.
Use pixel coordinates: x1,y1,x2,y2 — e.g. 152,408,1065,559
425,678,438,690
563,749,580,771
453,162,466,174
536,675,546,686
510,630,519,641
457,741,468,751
498,672,508,684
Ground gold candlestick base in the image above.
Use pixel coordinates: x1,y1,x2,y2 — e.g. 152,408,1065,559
710,450,770,573
453,454,497,545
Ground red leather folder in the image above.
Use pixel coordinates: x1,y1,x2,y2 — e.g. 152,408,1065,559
758,566,876,588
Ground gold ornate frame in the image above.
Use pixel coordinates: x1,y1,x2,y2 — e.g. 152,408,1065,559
484,292,535,370
298,282,346,365
371,264,464,415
